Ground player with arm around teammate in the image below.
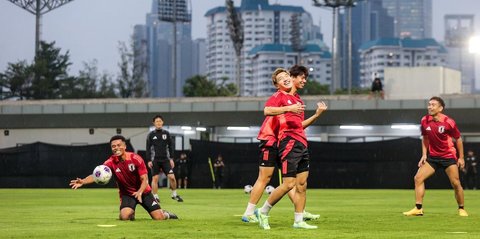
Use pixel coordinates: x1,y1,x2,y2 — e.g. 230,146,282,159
242,68,323,224
69,135,178,220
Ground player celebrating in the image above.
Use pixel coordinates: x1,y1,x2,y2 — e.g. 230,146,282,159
254,66,327,229
241,68,320,224
403,96,468,217
69,135,178,220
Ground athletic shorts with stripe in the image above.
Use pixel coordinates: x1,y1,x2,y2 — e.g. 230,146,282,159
120,193,161,213
278,136,310,177
258,140,280,167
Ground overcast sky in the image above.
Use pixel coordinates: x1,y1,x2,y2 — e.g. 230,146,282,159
0,0,479,77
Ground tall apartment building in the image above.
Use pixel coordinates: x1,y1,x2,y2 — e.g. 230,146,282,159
134,0,200,97
339,0,394,89
248,44,331,96
358,38,447,87
381,0,432,39
444,14,476,93
205,0,329,96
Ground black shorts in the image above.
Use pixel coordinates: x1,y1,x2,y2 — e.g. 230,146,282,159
278,136,310,177
177,168,188,179
427,157,457,170
152,159,174,175
258,140,279,168
120,193,161,213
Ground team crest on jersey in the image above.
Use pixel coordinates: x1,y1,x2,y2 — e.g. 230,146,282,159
128,163,135,172
438,126,445,133
162,134,167,140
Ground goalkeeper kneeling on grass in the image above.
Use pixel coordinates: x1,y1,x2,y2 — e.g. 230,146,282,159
69,135,178,221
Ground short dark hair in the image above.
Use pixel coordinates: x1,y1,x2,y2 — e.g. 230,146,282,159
152,115,163,122
429,96,445,108
110,135,126,144
289,65,309,78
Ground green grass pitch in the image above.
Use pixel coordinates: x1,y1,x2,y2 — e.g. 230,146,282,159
0,188,479,238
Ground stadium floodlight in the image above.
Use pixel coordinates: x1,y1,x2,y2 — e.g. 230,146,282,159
181,126,192,130
195,127,207,132
158,0,192,97
183,130,195,135
227,126,250,131
339,125,365,130
225,0,244,96
6,0,74,57
469,36,480,54
391,124,418,130
312,0,359,94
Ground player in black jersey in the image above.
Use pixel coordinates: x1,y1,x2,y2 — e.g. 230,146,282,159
146,115,183,202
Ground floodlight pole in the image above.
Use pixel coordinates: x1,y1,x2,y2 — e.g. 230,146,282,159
6,0,74,57
158,0,191,97
313,0,357,94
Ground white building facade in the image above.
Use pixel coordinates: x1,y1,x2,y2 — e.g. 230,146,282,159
358,38,448,87
205,0,327,96
248,44,331,96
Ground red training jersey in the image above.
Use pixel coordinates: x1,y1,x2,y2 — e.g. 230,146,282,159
103,152,151,198
257,91,282,146
268,91,307,146
420,113,461,160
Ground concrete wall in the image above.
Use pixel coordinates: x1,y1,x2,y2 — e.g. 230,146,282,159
384,67,461,99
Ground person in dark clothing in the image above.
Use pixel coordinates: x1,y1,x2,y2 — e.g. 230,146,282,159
146,115,183,202
369,77,385,99
213,154,225,189
175,152,189,189
462,150,477,189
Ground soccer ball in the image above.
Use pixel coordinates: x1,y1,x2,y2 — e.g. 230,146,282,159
265,185,275,194
244,184,253,194
93,165,112,185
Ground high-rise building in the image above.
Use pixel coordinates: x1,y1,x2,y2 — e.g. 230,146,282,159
192,38,207,77
134,0,199,97
444,14,476,93
205,0,329,96
359,38,447,87
339,0,394,89
249,44,331,96
381,0,432,39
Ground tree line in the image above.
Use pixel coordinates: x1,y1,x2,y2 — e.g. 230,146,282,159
0,40,367,100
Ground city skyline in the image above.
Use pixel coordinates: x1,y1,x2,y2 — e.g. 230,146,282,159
0,0,479,84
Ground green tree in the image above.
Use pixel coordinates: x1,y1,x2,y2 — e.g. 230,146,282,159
216,77,238,96
31,41,72,99
0,60,34,100
298,80,330,95
117,41,146,98
183,75,217,96
183,75,238,97
60,60,117,99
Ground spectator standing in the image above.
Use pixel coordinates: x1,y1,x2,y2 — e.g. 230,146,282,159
213,154,225,189
175,152,189,189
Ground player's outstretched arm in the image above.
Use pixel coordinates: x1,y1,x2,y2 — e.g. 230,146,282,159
69,175,94,189
302,101,327,129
